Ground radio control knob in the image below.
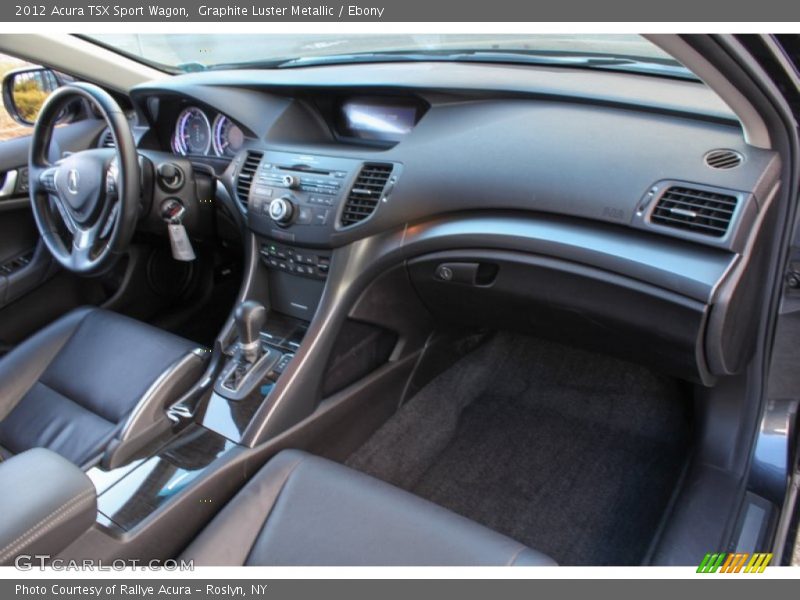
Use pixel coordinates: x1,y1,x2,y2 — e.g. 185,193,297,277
269,197,295,225
282,174,300,189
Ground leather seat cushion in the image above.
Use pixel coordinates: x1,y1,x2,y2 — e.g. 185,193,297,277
0,307,197,467
182,449,557,566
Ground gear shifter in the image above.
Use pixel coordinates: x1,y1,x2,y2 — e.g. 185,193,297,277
216,300,277,399
235,300,266,363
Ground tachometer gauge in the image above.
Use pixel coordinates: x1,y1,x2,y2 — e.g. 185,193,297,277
212,114,245,158
172,106,212,156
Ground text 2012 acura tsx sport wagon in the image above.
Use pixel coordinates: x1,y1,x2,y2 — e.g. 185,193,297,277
0,33,797,568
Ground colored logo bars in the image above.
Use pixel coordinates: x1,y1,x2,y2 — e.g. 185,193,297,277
697,552,773,573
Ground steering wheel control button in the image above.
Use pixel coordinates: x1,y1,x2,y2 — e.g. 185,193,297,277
39,169,57,192
105,160,119,197
157,162,185,191
269,197,295,225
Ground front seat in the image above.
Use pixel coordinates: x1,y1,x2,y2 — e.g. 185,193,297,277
0,307,203,468
183,449,556,566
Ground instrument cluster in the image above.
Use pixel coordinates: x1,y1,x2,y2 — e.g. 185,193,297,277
171,105,246,158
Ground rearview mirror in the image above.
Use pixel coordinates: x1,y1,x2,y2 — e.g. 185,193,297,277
1,67,62,126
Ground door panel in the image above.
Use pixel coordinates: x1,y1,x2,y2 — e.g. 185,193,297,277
0,118,108,352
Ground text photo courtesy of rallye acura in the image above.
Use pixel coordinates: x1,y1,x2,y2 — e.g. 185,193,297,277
16,584,263,596
0,32,797,568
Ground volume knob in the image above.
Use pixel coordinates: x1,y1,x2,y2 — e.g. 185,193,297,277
282,174,300,189
269,197,295,225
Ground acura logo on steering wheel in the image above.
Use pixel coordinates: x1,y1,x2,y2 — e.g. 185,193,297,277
67,169,80,195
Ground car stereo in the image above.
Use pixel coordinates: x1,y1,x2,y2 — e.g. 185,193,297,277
242,150,397,246
245,152,354,245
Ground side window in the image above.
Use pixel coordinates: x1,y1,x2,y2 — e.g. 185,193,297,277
0,53,40,142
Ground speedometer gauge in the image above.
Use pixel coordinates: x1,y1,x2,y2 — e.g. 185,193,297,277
172,107,212,156
212,115,245,158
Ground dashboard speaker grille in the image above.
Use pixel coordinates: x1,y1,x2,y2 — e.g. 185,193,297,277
236,151,263,210
340,163,393,227
705,149,743,170
651,186,738,238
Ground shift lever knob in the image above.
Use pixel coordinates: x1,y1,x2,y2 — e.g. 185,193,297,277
234,300,266,361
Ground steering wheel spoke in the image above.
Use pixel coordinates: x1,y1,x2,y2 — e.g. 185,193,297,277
50,193,78,235
70,223,100,270
99,201,120,240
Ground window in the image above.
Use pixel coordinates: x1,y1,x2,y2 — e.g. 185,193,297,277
82,34,695,81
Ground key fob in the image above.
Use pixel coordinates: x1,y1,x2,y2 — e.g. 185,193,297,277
168,223,196,261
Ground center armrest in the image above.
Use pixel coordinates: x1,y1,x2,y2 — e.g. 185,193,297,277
0,448,96,565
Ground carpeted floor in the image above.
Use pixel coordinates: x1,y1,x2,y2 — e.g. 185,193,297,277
346,332,691,565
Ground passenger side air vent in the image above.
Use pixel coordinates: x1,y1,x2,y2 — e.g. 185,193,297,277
99,129,115,148
705,149,743,170
651,186,738,238
340,163,393,227
236,151,263,211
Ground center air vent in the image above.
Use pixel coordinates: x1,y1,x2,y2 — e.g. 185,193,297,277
651,186,738,238
705,149,743,170
99,129,115,148
235,150,263,210
340,163,393,227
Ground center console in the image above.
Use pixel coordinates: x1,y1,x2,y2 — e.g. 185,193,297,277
189,153,370,440
200,302,307,443
70,149,404,559
238,149,398,319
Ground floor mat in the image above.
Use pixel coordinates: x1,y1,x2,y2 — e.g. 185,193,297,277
346,333,691,565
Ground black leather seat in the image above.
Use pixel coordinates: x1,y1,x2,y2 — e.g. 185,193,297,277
183,449,556,566
0,307,201,468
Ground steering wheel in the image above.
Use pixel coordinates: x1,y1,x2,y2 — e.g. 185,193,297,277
28,82,140,276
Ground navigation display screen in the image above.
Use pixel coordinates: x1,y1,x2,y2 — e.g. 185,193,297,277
341,100,419,142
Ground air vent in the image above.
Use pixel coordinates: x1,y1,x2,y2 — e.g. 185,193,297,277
705,149,743,170
651,186,738,238
340,163,393,227
100,129,115,148
235,151,263,210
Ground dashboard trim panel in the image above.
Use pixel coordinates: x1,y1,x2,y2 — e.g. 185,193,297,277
400,213,735,303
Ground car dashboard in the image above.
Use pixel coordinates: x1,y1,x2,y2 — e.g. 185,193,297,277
124,61,780,389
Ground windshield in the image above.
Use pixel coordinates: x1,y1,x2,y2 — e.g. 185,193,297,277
82,34,695,79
